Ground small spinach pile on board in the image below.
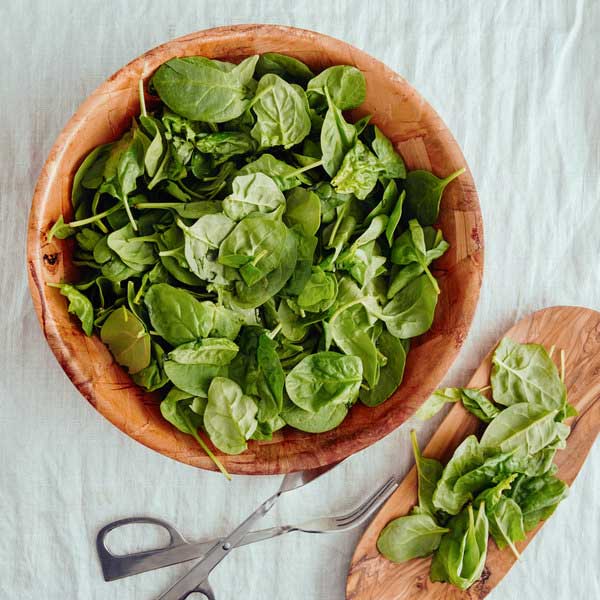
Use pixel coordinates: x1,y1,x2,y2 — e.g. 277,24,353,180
377,338,575,590
47,53,463,478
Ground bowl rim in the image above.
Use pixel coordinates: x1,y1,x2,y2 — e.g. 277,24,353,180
27,24,484,475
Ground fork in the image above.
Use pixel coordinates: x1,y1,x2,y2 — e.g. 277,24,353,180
97,476,398,583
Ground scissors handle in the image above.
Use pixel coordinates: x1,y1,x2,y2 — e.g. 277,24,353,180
157,493,280,600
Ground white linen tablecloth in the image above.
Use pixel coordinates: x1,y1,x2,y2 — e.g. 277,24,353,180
1,1,599,598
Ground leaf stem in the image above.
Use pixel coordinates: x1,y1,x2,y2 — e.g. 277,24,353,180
267,323,282,340
442,167,466,185
67,204,123,228
560,349,566,382
286,159,324,178
182,411,231,480
122,195,138,232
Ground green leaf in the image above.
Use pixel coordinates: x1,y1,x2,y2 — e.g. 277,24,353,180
144,283,216,346
371,126,406,179
238,153,310,190
405,167,465,226
297,267,338,313
382,274,438,338
255,53,314,83
100,306,151,374
168,338,239,365
307,65,366,110
377,514,449,563
385,191,405,245
460,388,501,423
223,173,285,221
321,88,357,176
204,377,258,454
510,473,568,531
281,396,348,433
480,402,559,457
251,74,311,149
285,351,362,412
415,387,462,420
284,188,321,237
359,330,407,407
152,56,254,122
331,140,382,199
49,283,94,336
491,338,567,411
411,430,444,517
430,503,488,590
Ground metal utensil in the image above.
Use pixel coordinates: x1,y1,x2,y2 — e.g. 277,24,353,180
156,461,344,600
97,476,398,582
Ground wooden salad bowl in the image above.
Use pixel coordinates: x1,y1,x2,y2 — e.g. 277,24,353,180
26,25,483,475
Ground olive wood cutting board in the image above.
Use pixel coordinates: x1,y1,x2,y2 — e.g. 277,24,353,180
347,306,600,599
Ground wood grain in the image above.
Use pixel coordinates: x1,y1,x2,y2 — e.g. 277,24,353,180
347,306,600,599
26,25,483,475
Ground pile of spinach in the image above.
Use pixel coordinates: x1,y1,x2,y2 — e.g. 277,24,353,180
47,53,462,478
377,338,574,590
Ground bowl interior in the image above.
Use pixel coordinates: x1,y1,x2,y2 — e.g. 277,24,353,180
27,25,483,475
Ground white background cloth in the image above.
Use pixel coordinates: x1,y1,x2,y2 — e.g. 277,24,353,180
1,1,599,598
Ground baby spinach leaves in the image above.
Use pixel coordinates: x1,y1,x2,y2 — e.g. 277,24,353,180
152,56,257,122
377,514,449,563
48,52,458,474
251,74,311,149
378,338,572,589
405,167,465,226
285,352,362,412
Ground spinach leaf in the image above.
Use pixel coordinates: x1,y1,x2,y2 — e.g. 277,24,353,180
405,167,465,226
100,306,151,374
415,387,463,420
430,504,489,590
432,435,485,515
160,386,230,479
371,126,406,179
284,188,321,236
179,213,235,284
164,360,227,398
107,223,157,268
510,473,569,532
195,131,255,163
461,388,501,423
480,402,559,457
330,303,380,388
377,514,449,563
382,274,438,338
152,56,256,122
281,396,348,433
251,74,311,149
238,153,311,190
410,430,444,517
359,330,407,407
331,140,382,199
132,342,169,391
204,377,258,454
219,213,288,285
48,283,94,336
144,283,215,346
320,88,357,177
223,173,285,221
285,352,363,412
255,53,314,83
491,338,567,411
297,267,338,313
168,338,238,365
307,65,366,110
232,227,298,309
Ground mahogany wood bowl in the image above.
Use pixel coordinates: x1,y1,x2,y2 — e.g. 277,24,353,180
27,25,483,475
